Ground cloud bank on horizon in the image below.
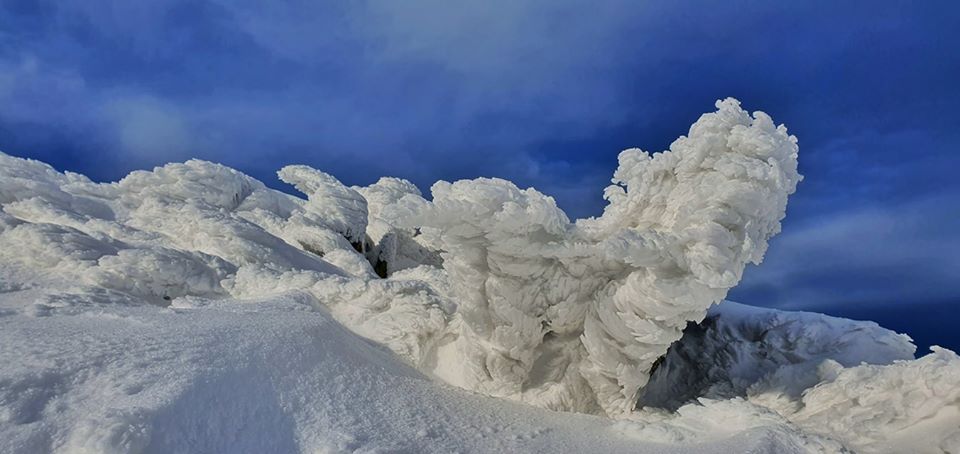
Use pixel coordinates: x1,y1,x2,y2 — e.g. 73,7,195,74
0,0,958,312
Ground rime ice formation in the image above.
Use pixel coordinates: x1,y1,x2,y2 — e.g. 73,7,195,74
610,303,960,454
2,99,960,453
637,301,917,411
383,98,802,414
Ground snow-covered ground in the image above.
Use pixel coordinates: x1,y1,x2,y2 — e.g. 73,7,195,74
0,293,844,453
1,99,958,453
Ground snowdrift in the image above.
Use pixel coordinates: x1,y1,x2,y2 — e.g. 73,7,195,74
1,99,958,453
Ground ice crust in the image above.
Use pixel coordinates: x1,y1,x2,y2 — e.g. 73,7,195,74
1,99,958,453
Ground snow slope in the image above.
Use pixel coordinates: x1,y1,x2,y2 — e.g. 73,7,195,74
1,292,844,453
1,98,959,453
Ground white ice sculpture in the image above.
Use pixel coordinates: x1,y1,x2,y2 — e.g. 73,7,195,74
384,98,801,415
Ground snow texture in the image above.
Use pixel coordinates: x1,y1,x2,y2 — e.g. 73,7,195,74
1,98,958,453
0,294,845,454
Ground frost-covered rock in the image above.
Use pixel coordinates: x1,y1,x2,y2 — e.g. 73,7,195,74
385,98,802,415
633,301,960,453
356,177,442,277
638,301,916,411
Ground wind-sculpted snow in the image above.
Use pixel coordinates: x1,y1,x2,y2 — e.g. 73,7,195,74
383,98,802,414
784,347,960,453
277,165,369,245
0,152,449,363
2,98,959,453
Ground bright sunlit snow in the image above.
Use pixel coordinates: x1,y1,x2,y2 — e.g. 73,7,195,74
1,100,958,453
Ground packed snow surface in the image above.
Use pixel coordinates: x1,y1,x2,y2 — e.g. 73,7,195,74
1,99,958,453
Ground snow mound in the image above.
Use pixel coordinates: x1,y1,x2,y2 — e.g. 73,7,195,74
1,98,959,452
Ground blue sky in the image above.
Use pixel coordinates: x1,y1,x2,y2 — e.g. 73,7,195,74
1,1,958,344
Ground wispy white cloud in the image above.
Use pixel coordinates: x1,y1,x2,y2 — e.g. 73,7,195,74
101,95,194,164
733,194,960,309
